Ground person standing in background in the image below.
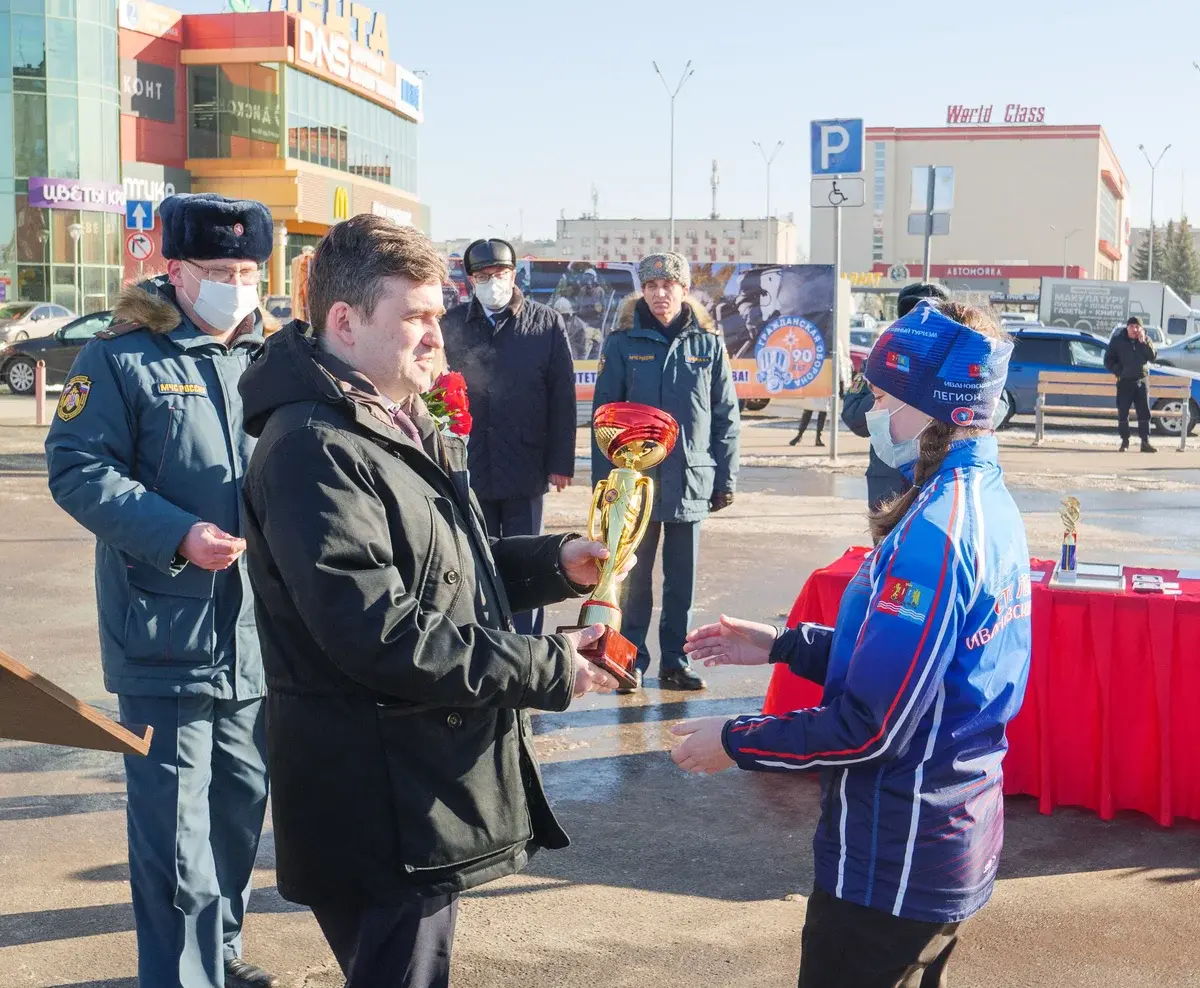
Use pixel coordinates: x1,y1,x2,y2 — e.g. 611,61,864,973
591,252,740,692
1104,315,1158,453
45,193,277,988
441,238,578,634
842,282,948,511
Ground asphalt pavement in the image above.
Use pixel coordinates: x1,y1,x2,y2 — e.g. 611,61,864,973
1,400,1200,987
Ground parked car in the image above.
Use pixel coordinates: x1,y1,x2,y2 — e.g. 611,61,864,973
0,302,77,344
1154,333,1200,374
0,310,114,394
263,294,292,321
1106,323,1167,345
1002,326,1198,436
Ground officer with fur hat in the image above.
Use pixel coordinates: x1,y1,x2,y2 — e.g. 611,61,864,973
592,252,740,692
45,194,277,988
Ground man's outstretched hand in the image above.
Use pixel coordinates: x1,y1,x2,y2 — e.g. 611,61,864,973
178,522,246,571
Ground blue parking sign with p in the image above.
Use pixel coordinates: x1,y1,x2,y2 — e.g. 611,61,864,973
811,119,864,175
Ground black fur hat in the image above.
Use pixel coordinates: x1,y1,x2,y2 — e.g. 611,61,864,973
160,193,273,263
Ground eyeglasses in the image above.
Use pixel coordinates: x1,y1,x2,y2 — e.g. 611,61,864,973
469,269,513,285
187,262,263,286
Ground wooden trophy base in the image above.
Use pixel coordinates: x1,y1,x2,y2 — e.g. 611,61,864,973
555,625,639,688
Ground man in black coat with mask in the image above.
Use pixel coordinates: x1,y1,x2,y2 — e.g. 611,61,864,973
441,239,578,634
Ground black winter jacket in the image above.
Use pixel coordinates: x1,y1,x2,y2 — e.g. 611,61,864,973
239,324,583,906
840,380,910,511
441,287,577,501
1104,328,1157,381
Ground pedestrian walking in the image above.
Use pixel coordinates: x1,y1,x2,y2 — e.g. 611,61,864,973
790,346,851,448
1104,315,1158,452
842,283,948,510
44,193,276,988
440,238,578,634
673,301,1031,988
237,214,620,988
592,252,741,692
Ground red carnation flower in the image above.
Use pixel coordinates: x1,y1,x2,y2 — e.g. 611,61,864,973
450,410,472,436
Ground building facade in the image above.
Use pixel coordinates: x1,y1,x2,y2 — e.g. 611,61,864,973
810,124,1130,296
0,0,125,310
0,0,427,310
555,216,800,266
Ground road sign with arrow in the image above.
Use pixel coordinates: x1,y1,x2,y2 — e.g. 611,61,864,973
125,200,154,232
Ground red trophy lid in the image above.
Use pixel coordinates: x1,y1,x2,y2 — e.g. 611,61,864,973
593,402,679,470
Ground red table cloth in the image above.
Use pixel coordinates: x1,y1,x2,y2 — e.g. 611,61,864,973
763,547,1200,827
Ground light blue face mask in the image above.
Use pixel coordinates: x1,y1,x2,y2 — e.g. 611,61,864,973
865,404,930,473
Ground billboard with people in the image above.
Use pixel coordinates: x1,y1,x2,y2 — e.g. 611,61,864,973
449,259,838,401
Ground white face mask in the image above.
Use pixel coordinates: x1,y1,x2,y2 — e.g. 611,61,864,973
183,263,260,332
473,275,514,311
865,403,931,471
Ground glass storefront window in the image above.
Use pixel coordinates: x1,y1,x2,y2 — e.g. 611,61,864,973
13,92,46,177
81,265,105,313
47,95,79,178
11,14,45,89
186,64,281,160
79,212,103,264
45,17,75,80
77,22,102,88
17,264,48,302
52,263,75,310
105,211,119,266
50,206,78,263
47,0,77,18
0,92,12,179
77,95,102,178
0,15,12,79
281,68,418,194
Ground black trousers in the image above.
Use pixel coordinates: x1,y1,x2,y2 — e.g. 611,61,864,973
797,410,828,440
479,495,545,634
798,886,964,988
311,894,459,988
1116,379,1151,442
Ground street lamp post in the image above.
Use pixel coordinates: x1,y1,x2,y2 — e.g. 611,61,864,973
652,59,694,250
67,222,83,313
1138,143,1171,281
753,140,783,263
1050,225,1083,277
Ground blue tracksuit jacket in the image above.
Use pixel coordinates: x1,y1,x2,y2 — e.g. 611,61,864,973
723,437,1031,923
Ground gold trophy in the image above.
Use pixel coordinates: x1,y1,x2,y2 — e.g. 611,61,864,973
1059,496,1080,581
557,402,680,688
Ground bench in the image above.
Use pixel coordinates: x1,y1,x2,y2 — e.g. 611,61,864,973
1033,371,1192,450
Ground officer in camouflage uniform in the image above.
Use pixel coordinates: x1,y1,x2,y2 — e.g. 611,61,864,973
45,193,276,988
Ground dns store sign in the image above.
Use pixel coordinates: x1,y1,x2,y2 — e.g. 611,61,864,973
269,0,423,122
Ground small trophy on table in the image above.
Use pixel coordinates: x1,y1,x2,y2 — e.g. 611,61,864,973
557,402,679,688
1059,496,1081,582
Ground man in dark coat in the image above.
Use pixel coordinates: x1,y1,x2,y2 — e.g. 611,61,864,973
45,194,277,988
592,252,740,692
1105,315,1158,452
842,283,949,512
440,238,578,635
239,215,619,988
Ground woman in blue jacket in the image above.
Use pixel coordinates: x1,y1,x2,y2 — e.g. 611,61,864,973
671,301,1032,988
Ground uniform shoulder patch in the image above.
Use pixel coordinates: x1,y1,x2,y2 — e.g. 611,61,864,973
876,576,935,624
56,375,92,421
95,321,145,340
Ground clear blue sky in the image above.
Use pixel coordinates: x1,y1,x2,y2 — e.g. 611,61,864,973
173,0,1200,249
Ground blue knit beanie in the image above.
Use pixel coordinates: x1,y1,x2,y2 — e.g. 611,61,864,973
864,302,1012,429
